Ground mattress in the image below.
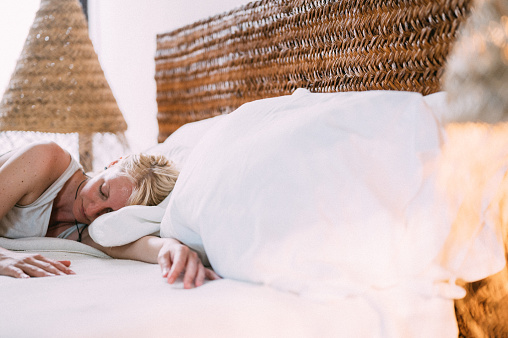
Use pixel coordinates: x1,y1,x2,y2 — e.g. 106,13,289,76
0,237,389,338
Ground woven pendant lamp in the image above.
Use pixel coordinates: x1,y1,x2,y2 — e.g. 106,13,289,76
0,0,127,171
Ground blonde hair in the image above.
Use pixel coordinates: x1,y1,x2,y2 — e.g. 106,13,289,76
115,153,179,206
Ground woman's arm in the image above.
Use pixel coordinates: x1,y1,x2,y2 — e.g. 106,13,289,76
82,234,220,288
0,142,75,278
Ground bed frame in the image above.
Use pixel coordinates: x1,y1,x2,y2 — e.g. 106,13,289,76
155,0,508,337
155,0,472,141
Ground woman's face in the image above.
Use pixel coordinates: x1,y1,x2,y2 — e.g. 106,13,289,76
73,168,134,224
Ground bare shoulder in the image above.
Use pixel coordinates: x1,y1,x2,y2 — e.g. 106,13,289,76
14,142,70,180
0,141,72,207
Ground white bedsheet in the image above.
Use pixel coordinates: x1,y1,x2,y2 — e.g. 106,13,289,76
0,237,425,338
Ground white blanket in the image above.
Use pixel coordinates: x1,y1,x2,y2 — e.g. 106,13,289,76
160,89,506,337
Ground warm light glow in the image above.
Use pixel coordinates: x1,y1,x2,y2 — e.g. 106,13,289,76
488,20,507,47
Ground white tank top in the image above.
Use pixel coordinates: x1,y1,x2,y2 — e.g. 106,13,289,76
0,157,82,239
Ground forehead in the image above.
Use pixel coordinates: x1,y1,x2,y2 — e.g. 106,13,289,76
102,168,132,184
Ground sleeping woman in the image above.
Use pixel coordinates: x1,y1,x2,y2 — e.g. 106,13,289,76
0,141,218,288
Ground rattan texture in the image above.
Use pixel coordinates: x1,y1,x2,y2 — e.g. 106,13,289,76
155,0,472,141
0,0,127,134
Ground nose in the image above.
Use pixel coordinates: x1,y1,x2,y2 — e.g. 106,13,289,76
85,201,113,222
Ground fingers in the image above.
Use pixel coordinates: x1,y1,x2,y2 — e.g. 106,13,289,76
194,265,206,287
166,247,188,284
58,260,72,267
2,265,30,279
158,243,219,288
53,259,75,274
10,255,75,278
205,268,221,281
182,256,199,289
22,255,75,277
181,261,221,288
17,263,56,278
158,249,172,278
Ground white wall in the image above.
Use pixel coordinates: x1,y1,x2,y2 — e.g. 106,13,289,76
0,0,252,154
88,0,252,153
0,1,39,95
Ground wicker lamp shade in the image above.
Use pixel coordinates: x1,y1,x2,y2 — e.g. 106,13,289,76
0,0,127,170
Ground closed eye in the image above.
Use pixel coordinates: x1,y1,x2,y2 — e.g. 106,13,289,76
99,184,108,198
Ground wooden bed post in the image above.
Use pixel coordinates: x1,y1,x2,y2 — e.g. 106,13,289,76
78,132,93,173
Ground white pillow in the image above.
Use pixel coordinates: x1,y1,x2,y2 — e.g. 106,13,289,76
147,114,227,169
88,193,171,247
161,89,474,298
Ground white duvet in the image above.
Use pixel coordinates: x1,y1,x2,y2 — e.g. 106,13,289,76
158,89,506,337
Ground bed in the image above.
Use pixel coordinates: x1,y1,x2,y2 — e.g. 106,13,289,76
2,0,508,337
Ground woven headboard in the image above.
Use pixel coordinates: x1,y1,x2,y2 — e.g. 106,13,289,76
155,0,472,141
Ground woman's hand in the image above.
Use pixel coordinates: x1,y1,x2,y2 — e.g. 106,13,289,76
0,248,75,278
158,238,220,288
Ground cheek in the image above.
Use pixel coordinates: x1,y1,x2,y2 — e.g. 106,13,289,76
78,182,99,207
79,185,93,201
114,186,134,208
120,188,132,204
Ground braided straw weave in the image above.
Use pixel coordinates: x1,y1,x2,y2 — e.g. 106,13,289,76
155,0,472,141
0,0,127,134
